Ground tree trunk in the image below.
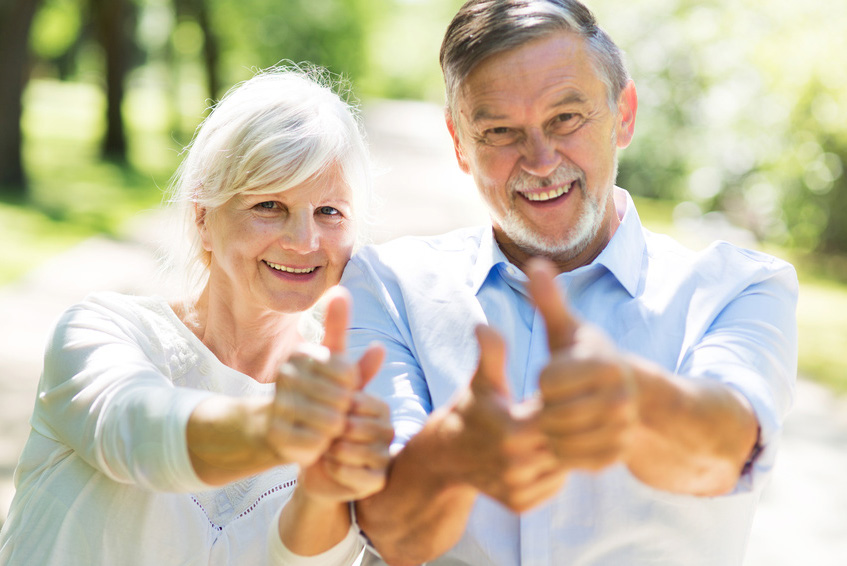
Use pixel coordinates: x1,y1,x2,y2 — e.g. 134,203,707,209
0,0,42,194
195,0,220,100
174,0,221,101
90,0,132,161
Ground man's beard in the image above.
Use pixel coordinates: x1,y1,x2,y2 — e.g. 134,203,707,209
495,158,617,262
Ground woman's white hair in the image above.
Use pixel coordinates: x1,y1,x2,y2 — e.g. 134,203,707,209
162,63,373,310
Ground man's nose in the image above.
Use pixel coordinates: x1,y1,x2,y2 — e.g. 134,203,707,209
521,130,562,178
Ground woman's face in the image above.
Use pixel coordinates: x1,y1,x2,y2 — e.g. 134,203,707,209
198,167,356,315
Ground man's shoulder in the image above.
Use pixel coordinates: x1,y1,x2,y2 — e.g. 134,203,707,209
643,228,797,287
351,226,488,277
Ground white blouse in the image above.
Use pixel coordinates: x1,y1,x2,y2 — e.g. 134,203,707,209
0,292,362,565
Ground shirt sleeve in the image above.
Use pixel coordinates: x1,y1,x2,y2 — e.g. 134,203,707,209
32,296,214,492
341,256,433,453
678,256,799,492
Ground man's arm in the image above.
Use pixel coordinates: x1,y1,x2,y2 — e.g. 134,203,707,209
624,356,758,495
526,259,781,496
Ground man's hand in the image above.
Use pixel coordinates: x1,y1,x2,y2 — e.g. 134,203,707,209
437,324,566,512
527,259,638,472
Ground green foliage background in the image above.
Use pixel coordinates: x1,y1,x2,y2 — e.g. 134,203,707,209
6,0,847,391
29,0,841,254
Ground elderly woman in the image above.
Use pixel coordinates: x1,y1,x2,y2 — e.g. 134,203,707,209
0,66,391,565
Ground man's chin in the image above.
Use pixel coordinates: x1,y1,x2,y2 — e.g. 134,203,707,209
502,224,590,259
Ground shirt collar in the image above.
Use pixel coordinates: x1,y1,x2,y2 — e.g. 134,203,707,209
470,225,509,294
592,187,645,298
469,187,645,297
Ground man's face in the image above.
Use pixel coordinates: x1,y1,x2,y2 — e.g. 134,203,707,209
447,31,636,271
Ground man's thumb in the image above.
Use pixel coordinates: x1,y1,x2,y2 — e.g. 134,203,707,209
526,258,578,352
472,324,511,398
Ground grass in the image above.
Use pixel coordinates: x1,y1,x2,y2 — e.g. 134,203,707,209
3,78,847,394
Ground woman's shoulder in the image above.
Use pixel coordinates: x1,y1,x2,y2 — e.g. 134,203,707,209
57,291,176,335
48,291,200,373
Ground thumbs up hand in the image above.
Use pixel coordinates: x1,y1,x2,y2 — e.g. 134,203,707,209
266,286,395,503
527,259,638,472
269,287,389,472
437,324,566,513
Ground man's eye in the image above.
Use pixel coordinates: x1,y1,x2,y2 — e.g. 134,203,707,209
482,127,517,145
552,113,583,133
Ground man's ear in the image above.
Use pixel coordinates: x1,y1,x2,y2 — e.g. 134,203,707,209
615,80,638,149
445,110,471,174
195,203,212,252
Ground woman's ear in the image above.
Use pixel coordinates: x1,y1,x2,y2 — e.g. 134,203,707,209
195,203,213,252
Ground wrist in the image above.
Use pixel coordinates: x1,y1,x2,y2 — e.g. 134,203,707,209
187,395,279,485
279,483,350,555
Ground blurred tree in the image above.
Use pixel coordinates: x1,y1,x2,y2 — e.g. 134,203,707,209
175,0,220,99
0,0,42,194
208,0,385,87
596,0,846,254
90,0,136,160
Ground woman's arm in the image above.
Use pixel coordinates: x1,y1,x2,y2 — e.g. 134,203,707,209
277,389,392,558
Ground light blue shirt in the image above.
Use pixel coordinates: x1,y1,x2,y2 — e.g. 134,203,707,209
342,189,798,566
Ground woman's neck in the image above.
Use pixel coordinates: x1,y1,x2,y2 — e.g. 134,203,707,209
178,285,306,384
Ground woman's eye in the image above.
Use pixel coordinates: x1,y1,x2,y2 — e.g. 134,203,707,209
257,201,276,209
318,206,340,216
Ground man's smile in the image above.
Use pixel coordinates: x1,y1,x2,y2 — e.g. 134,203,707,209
518,181,574,202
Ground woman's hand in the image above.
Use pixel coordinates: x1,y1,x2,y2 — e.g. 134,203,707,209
284,286,393,501
265,287,371,467
276,288,392,557
298,388,393,502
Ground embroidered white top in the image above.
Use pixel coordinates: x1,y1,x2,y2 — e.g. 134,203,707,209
0,292,362,565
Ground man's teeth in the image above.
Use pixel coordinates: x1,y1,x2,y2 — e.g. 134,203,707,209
523,183,571,202
266,261,316,274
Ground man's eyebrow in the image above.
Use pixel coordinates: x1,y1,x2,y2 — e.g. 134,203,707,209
469,91,591,124
470,107,507,124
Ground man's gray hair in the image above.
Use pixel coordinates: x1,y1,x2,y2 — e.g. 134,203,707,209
440,0,629,118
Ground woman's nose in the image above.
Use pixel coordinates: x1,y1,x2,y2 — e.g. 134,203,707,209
279,213,319,253
521,130,562,178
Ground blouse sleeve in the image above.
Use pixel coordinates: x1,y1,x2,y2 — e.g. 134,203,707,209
267,507,364,565
31,295,214,492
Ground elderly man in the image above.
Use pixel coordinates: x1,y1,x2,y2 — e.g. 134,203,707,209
343,1,798,565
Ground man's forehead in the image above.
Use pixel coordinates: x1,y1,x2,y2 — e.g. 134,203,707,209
455,32,602,121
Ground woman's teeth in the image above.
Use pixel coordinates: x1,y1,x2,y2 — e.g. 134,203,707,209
265,261,316,274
